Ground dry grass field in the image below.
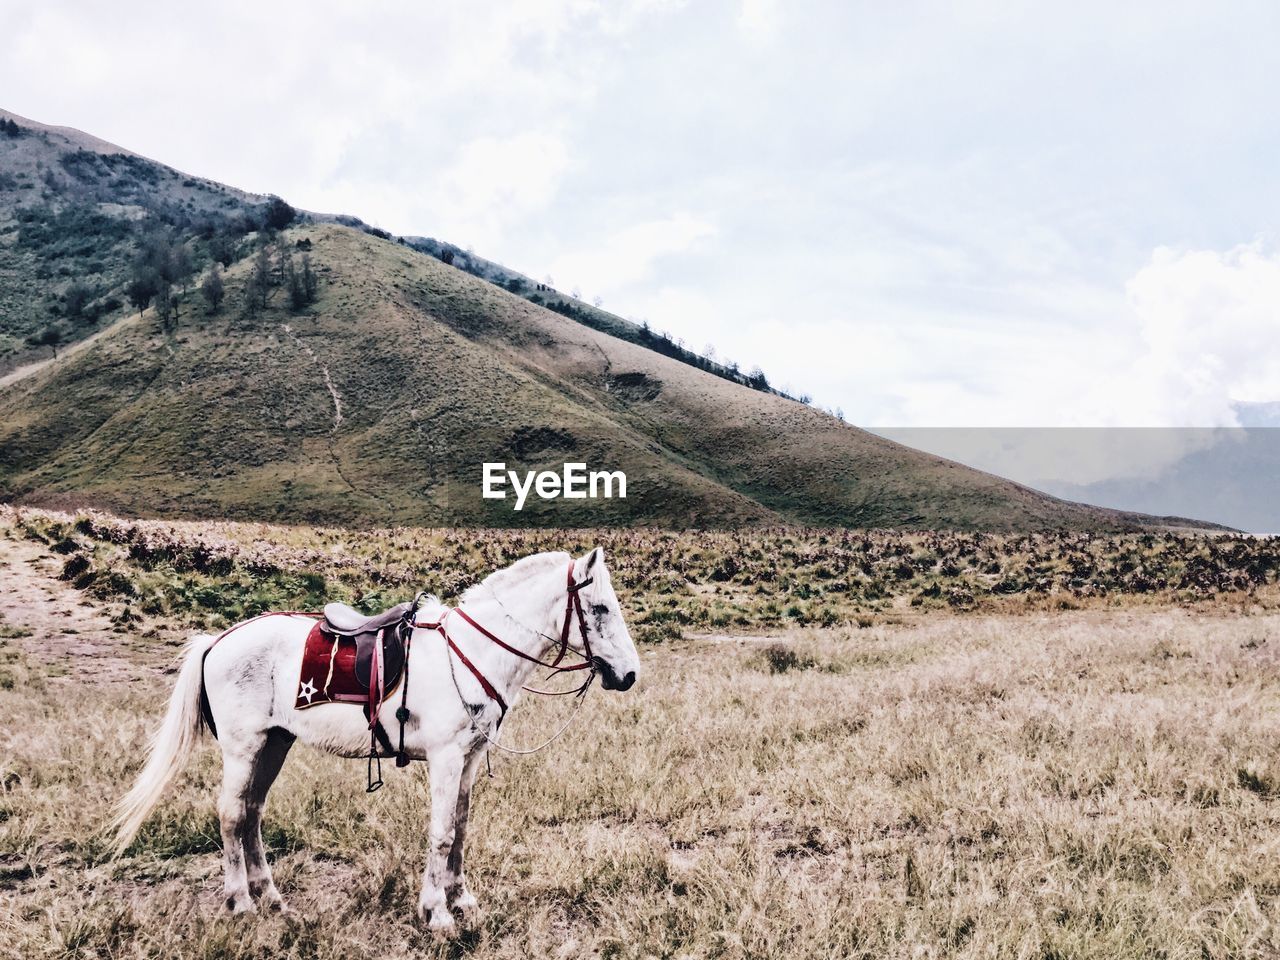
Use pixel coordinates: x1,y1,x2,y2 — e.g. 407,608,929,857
3,512,1280,958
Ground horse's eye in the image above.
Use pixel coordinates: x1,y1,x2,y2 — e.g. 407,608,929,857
590,604,609,618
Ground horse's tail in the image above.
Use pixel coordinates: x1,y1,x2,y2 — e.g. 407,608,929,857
110,632,218,857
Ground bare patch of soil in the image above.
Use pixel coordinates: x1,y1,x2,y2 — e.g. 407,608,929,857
0,520,176,685
605,370,661,403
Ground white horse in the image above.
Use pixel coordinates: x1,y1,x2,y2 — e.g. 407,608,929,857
111,547,640,936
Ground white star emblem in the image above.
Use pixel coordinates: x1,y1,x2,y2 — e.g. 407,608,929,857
299,679,317,703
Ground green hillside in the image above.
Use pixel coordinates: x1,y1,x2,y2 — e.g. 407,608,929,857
0,109,1213,530
0,219,1196,530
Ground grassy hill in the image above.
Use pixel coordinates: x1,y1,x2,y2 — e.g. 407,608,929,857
0,110,1211,530
398,234,778,398
0,222,1196,530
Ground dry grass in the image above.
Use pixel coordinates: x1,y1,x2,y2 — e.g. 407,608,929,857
4,597,1280,957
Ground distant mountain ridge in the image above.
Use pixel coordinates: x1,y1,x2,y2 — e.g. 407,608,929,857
0,109,1217,530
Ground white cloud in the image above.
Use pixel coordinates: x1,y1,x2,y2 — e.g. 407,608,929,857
1114,244,1280,426
737,0,780,41
546,214,716,298
875,244,1280,483
425,133,572,249
871,241,1280,439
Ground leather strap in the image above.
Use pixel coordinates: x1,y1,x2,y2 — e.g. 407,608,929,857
364,709,395,755
444,633,509,717
395,623,412,767
453,607,592,672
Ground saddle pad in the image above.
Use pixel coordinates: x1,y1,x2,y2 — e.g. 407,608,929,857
295,621,403,710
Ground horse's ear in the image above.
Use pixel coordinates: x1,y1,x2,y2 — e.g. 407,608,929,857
583,546,602,571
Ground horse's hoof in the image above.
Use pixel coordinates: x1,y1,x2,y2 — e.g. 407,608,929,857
253,882,289,913
453,892,480,921
418,896,449,923
224,894,256,915
429,915,458,940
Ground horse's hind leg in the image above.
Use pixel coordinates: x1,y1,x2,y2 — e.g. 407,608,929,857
218,740,260,913
242,728,295,910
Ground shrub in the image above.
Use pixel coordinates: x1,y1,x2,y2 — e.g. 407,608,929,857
201,265,225,313
262,195,295,231
758,643,818,674
63,281,94,320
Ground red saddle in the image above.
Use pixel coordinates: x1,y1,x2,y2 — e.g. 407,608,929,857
295,620,407,712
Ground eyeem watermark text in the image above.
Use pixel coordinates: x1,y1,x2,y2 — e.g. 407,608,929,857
482,462,627,511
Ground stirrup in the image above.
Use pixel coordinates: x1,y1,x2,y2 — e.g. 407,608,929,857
367,751,384,793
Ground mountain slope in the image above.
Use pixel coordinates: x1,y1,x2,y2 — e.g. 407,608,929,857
0,111,1215,530
0,107,269,367
0,215,1194,530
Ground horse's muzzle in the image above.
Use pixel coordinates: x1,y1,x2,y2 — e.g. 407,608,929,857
594,657,636,692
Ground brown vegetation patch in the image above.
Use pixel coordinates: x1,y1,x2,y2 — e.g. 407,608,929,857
606,371,662,403
509,426,577,459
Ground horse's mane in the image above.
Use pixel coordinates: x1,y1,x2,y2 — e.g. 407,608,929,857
459,551,569,604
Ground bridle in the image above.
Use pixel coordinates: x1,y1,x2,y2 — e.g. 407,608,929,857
412,561,599,731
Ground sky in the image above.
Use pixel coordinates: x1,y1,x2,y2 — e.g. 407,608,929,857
5,0,1280,439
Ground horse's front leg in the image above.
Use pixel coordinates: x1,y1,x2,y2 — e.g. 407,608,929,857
447,746,486,919
418,745,465,937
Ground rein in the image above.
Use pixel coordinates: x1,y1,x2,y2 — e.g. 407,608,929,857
414,561,598,752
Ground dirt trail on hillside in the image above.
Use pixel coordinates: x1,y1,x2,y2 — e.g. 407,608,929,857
0,311,141,391
0,520,170,685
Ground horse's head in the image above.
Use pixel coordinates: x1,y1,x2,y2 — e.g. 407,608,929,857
574,547,640,692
